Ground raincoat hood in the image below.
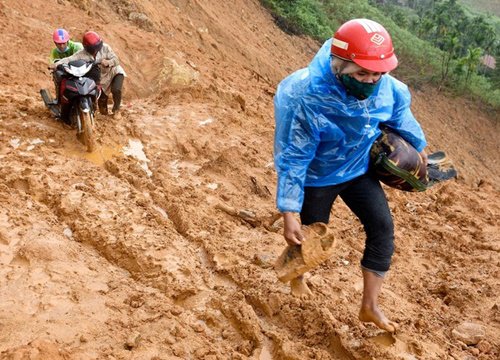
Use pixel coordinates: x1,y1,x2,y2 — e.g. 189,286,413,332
273,38,426,213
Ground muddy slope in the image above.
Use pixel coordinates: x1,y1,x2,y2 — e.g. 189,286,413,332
0,0,498,359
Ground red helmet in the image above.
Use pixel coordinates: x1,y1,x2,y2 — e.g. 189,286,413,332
53,29,70,44
331,19,398,73
82,31,103,55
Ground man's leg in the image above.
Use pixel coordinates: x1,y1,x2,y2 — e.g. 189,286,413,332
359,270,397,332
98,92,109,115
300,184,344,225
60,103,72,125
111,74,124,116
340,174,397,332
52,70,64,105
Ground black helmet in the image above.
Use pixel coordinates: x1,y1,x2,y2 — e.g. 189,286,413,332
82,31,103,55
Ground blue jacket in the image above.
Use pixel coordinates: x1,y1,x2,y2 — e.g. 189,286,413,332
274,39,427,213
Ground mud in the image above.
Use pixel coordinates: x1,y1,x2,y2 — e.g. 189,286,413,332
0,0,498,359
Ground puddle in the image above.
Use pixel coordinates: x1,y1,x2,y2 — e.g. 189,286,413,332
370,333,396,347
67,139,151,171
68,145,122,166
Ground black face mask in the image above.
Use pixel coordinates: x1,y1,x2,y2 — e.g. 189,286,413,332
339,74,379,100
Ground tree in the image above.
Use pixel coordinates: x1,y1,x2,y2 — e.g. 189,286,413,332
461,47,483,83
440,34,460,86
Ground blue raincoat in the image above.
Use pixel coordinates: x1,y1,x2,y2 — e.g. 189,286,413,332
274,39,427,213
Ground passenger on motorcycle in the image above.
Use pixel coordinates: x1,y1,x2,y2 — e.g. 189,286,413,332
49,29,83,64
56,31,126,119
49,29,83,105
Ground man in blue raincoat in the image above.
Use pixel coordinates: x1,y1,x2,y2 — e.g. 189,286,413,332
274,19,428,333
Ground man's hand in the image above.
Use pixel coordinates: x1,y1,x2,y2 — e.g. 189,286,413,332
48,63,57,70
283,212,304,246
101,59,111,67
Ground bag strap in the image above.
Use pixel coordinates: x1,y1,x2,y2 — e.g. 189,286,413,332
374,153,428,192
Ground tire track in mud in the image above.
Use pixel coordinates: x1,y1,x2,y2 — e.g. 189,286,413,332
0,150,270,357
4,159,206,297
98,104,290,357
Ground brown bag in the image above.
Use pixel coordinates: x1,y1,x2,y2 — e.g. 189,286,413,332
370,128,428,192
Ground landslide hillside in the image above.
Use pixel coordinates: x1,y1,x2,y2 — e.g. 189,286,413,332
0,0,498,359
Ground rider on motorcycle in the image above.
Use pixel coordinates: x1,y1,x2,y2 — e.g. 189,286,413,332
55,31,126,119
49,29,83,64
49,29,83,105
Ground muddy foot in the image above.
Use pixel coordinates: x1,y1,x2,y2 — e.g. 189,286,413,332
290,276,312,298
359,306,398,333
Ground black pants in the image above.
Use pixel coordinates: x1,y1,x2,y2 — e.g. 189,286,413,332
300,173,394,272
98,74,124,113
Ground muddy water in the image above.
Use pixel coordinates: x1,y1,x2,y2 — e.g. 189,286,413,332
68,144,122,166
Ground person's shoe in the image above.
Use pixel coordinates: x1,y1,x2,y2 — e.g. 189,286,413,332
98,101,109,115
112,110,122,120
61,117,72,126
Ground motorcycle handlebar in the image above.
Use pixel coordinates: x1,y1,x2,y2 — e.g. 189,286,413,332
54,59,101,72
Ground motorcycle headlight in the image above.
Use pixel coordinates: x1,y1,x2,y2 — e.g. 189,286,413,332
67,63,92,77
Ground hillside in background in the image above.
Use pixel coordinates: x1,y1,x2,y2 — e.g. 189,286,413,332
260,0,500,108
0,0,498,359
459,0,500,16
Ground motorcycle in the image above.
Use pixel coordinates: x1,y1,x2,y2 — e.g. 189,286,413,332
40,59,100,152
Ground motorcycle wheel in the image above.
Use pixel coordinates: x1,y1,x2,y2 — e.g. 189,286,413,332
79,109,96,153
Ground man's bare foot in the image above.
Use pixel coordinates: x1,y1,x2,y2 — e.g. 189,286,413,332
290,277,312,298
359,306,398,333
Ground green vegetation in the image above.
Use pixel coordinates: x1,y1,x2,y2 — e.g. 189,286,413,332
260,0,500,108
458,0,500,17
259,0,336,39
